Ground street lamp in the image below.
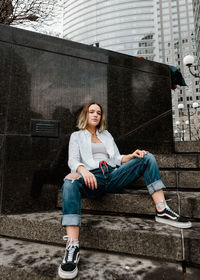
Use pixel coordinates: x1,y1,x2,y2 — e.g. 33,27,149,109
183,55,200,78
175,121,186,141
176,109,186,141
177,102,199,140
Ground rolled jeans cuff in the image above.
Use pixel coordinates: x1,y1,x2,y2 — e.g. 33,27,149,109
147,179,166,195
62,214,81,227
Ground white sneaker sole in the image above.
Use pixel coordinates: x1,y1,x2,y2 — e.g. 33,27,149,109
58,265,78,279
155,217,192,229
58,255,80,279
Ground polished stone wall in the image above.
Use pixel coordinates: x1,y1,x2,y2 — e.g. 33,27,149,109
0,24,173,214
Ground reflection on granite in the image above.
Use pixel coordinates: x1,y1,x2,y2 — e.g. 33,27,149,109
107,65,173,154
0,24,173,213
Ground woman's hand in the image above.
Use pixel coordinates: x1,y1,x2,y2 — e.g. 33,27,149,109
130,149,148,159
122,149,148,163
77,166,98,190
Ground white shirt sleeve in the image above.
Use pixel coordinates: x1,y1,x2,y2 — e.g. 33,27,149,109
68,132,85,173
106,130,124,166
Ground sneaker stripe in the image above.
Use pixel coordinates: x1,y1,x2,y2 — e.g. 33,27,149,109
157,213,178,220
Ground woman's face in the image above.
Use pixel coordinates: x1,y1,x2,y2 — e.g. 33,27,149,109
87,104,102,128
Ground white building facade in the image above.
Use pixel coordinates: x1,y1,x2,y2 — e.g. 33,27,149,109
155,0,199,140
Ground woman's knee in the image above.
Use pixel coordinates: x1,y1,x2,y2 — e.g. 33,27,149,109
144,152,156,163
62,177,78,193
64,173,81,180
145,152,154,158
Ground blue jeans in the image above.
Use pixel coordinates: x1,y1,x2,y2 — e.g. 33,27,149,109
62,153,166,226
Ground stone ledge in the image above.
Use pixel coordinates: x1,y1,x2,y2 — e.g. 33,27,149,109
57,190,200,219
132,170,200,189
2,237,200,280
175,141,200,153
0,211,200,265
155,153,200,169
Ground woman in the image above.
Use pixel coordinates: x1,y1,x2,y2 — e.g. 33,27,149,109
58,102,191,279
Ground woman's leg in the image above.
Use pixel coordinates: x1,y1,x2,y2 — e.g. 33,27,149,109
63,174,81,243
59,175,84,279
107,153,165,196
62,178,82,227
66,226,80,243
62,172,105,228
107,153,167,209
152,189,166,210
106,153,191,228
59,170,107,279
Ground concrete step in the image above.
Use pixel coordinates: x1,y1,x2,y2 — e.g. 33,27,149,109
130,170,200,189
155,153,200,169
174,141,200,153
1,237,200,280
57,190,200,219
0,211,200,266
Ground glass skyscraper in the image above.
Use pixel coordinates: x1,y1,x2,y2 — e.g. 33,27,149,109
63,0,200,140
63,0,157,60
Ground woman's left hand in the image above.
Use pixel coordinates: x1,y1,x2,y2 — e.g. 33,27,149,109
130,149,148,159
121,149,148,164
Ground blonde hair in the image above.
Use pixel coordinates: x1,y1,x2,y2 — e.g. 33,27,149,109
77,102,106,132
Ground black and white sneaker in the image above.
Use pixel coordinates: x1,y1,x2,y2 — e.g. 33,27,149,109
58,235,80,279
155,207,192,229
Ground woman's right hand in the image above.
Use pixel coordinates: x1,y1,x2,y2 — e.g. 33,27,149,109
77,166,98,190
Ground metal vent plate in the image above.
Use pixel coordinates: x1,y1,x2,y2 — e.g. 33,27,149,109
31,119,60,137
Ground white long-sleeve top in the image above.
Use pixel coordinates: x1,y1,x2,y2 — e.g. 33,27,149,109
68,129,124,173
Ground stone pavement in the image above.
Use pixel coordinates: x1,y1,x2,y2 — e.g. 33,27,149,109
0,237,199,280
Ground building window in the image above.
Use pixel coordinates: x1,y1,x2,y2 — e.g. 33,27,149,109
196,88,199,92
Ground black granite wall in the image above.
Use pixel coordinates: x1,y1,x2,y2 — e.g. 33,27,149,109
0,24,173,214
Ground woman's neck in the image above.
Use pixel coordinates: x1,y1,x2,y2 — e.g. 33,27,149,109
86,126,97,136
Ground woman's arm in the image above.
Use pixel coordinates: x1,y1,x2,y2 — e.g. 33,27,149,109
122,150,148,164
68,133,97,189
77,165,97,190
68,133,85,173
